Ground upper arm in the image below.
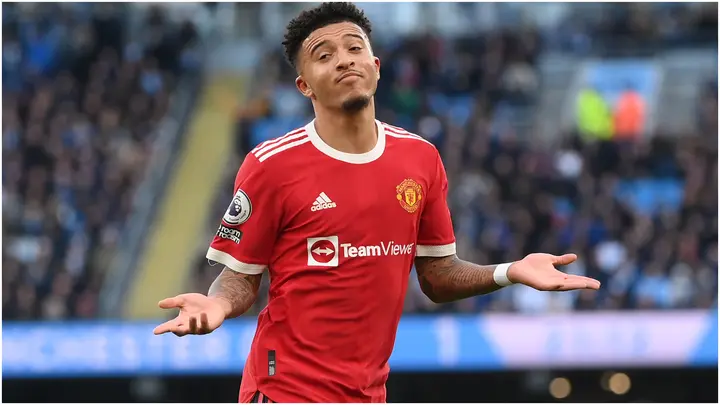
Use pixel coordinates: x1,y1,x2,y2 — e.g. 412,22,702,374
416,149,456,258
206,154,283,274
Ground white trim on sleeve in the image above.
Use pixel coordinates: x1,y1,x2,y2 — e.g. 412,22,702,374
206,247,267,275
415,243,457,257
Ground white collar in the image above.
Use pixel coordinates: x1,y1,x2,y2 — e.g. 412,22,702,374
305,119,385,164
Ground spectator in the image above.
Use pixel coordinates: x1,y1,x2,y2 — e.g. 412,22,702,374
613,83,646,139
576,86,614,141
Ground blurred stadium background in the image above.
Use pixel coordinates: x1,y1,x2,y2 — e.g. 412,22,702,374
2,2,718,403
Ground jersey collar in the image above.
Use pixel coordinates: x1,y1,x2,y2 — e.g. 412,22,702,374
305,119,386,164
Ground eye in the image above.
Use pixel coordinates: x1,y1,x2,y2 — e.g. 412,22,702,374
350,46,362,52
319,53,330,61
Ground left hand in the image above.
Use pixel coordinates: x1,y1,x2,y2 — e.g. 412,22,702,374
507,253,601,291
152,293,228,337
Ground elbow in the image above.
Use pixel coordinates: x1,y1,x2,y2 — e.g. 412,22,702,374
419,284,450,304
417,272,452,303
426,294,449,304
425,293,453,304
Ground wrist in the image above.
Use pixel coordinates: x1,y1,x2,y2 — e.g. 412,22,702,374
493,262,515,287
210,296,234,318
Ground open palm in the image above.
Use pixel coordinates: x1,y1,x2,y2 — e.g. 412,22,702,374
152,293,226,337
507,253,601,291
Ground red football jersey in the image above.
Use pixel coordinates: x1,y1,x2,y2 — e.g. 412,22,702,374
206,120,456,403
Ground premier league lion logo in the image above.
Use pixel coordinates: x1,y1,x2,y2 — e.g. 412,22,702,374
223,189,253,225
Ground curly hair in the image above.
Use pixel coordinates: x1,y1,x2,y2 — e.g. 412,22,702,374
282,2,372,69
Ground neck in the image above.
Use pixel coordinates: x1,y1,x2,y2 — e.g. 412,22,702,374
313,99,377,154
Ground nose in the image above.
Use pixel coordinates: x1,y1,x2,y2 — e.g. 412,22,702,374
335,50,355,71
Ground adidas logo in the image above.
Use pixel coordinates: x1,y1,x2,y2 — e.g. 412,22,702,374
311,192,337,212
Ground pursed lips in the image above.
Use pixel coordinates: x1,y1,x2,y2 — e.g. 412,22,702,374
337,72,363,83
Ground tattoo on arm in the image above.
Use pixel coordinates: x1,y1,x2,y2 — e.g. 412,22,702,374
208,268,262,319
414,255,502,303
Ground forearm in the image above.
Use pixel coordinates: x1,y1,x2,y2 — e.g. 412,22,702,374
414,255,505,303
208,268,261,319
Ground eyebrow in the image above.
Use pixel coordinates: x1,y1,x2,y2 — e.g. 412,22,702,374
309,33,365,56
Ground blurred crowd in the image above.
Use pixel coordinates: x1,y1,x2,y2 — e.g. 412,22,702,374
419,130,717,313
2,4,198,320
550,2,717,54
193,13,717,315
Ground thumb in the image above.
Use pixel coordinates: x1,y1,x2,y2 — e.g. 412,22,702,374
158,296,184,309
551,253,578,266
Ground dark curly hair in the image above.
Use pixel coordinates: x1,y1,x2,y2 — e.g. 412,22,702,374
282,2,372,70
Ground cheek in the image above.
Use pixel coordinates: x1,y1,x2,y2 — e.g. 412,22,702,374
364,64,379,86
363,61,379,77
310,69,333,91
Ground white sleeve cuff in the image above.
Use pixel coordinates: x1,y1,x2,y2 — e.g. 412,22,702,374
206,247,267,275
415,243,456,257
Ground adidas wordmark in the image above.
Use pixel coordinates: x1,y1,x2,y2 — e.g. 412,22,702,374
311,192,337,212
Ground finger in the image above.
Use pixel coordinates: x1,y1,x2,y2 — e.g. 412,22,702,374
555,280,590,291
552,253,578,266
199,312,210,333
173,326,190,337
154,319,180,335
556,275,602,291
571,275,601,289
158,296,184,309
188,316,198,334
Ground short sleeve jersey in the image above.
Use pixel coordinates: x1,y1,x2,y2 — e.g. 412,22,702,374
207,120,456,403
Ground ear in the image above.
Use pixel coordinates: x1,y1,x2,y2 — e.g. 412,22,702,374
295,76,313,99
373,56,381,80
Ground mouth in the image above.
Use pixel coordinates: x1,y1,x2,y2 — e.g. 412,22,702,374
337,72,363,83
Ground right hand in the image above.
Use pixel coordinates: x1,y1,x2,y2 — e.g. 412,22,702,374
153,293,228,337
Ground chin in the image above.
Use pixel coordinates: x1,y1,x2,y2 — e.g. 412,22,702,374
340,94,371,113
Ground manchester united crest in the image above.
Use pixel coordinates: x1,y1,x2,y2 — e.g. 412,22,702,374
396,179,423,213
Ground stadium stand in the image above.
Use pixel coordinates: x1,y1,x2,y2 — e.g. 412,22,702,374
4,2,715,320
2,4,197,319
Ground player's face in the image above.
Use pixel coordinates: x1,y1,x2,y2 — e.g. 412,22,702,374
296,22,380,113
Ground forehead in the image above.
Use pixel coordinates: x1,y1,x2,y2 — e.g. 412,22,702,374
302,22,368,51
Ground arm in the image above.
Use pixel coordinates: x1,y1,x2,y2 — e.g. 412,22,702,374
413,150,504,304
415,253,601,304
152,268,262,336
414,255,503,303
208,267,263,319
204,153,282,317
154,155,281,336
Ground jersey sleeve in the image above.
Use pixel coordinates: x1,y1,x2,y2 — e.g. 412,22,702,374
416,150,457,257
206,154,282,274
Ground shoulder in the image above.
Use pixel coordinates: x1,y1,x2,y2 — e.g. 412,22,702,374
250,126,311,163
381,122,441,159
236,126,311,183
244,126,312,168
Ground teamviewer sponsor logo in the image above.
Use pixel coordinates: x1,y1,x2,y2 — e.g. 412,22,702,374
307,236,339,267
341,241,414,257
307,236,414,267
